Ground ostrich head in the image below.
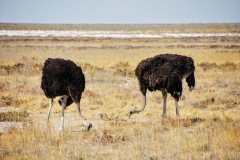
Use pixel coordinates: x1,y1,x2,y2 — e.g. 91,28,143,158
186,72,195,91
167,72,182,101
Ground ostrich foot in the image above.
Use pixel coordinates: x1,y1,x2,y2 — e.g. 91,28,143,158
176,116,180,121
86,123,92,131
162,114,167,120
162,115,168,124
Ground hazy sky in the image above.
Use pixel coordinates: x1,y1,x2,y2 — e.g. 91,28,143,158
0,0,239,24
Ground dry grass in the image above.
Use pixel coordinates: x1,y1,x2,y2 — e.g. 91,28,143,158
0,24,240,159
0,121,239,159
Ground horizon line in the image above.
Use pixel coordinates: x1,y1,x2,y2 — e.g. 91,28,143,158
1,22,240,25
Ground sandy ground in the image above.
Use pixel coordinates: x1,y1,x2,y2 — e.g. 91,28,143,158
0,106,153,133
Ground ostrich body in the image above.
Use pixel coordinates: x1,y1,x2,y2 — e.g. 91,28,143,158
130,54,195,118
41,58,92,130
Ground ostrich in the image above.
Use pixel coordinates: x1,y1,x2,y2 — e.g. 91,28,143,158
129,54,195,119
41,58,92,131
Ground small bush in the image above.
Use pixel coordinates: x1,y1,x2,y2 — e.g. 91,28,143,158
0,110,29,122
112,61,134,77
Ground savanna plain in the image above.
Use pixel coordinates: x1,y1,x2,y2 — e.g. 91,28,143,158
0,24,240,159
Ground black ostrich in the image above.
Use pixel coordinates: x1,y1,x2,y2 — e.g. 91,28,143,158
129,54,195,119
41,58,92,130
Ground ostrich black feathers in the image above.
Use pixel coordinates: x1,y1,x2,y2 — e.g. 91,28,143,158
41,58,85,107
135,53,195,100
41,58,92,130
129,53,195,118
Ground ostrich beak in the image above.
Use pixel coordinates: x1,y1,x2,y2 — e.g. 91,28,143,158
128,110,134,119
128,114,132,119
190,86,194,91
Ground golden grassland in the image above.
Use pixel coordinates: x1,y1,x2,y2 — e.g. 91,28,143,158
0,28,240,159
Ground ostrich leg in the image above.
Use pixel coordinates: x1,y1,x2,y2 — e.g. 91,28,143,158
47,98,53,123
75,103,92,131
175,98,180,118
61,95,68,129
161,89,168,119
129,92,147,117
